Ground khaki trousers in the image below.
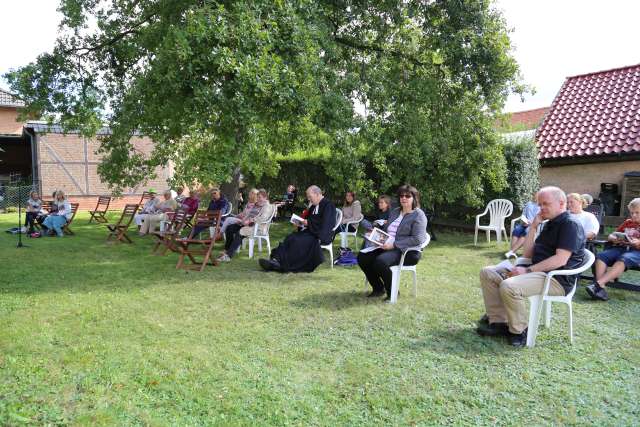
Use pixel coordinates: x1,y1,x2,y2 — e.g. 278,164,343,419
479,265,565,334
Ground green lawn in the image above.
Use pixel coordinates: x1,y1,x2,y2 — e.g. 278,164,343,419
1,212,639,426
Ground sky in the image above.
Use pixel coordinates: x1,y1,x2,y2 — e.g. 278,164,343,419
1,0,639,113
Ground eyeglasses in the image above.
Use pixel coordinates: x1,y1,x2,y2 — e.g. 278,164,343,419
399,194,413,199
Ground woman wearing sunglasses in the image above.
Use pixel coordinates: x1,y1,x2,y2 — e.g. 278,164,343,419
357,184,428,300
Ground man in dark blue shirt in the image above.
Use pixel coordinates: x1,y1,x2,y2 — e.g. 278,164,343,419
477,186,585,347
190,188,229,238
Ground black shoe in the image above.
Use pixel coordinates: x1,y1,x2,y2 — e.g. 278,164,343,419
367,290,385,298
259,258,282,272
476,322,509,337
259,258,274,271
478,314,489,325
586,282,609,301
509,328,528,347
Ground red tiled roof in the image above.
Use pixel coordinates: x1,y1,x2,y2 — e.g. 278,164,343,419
505,107,549,130
536,63,640,160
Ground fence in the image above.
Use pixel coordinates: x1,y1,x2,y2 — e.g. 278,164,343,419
0,185,38,212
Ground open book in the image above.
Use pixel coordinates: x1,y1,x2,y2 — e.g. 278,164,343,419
365,227,391,246
290,213,306,227
494,259,515,280
612,231,631,242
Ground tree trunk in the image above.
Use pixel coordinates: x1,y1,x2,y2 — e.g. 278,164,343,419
221,167,242,214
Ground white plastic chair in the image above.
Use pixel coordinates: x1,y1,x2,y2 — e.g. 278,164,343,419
222,202,233,217
242,205,277,259
363,233,431,303
526,249,595,347
321,208,343,268
474,199,513,245
339,214,364,248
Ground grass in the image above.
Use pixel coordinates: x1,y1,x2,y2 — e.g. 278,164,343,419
1,212,639,426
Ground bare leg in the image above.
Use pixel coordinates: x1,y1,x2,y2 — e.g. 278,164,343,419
511,236,526,252
596,261,626,287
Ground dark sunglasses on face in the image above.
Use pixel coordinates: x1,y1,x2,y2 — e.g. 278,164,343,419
399,194,413,199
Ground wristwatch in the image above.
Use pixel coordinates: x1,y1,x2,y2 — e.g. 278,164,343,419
525,267,533,274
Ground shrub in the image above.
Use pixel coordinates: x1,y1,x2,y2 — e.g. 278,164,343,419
498,135,540,210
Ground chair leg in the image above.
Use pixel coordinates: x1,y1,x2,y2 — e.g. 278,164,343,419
363,277,369,291
568,301,574,344
390,267,400,303
329,248,334,268
266,237,271,256
544,301,552,328
485,230,490,243
248,239,254,259
258,239,262,252
340,232,347,248
496,228,501,243
474,227,478,246
412,269,418,297
526,295,543,347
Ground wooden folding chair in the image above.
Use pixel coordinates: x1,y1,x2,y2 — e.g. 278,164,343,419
62,203,80,235
175,210,222,271
151,209,188,255
106,204,139,243
88,196,112,223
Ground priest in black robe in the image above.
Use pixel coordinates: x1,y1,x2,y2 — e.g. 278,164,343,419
259,185,336,273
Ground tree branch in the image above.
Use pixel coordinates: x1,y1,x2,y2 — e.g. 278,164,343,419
63,14,156,55
333,35,427,67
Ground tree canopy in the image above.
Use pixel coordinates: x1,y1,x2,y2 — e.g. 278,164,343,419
6,0,526,205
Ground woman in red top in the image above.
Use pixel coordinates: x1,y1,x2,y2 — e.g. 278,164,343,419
586,198,640,301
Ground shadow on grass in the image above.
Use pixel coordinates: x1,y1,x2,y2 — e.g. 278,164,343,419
404,325,513,355
289,290,373,311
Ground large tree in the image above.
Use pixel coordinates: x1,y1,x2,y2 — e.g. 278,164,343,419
6,0,526,204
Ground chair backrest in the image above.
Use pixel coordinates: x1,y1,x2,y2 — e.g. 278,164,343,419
565,249,596,296
222,202,233,217
189,209,222,238
584,203,605,225
167,209,189,234
254,204,277,237
487,199,513,227
118,204,139,227
95,196,111,211
68,203,80,223
332,208,343,232
422,232,431,249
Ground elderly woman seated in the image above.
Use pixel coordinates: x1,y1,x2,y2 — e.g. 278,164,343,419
41,190,74,237
139,190,178,235
567,193,599,240
219,188,259,236
217,189,273,262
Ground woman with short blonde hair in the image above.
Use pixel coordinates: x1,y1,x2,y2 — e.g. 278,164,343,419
567,193,599,240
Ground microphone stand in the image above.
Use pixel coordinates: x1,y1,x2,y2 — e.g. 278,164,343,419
17,186,27,248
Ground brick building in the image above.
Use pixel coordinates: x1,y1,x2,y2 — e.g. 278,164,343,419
536,64,640,207
0,89,172,209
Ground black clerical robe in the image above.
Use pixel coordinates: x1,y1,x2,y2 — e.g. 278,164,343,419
270,197,336,272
